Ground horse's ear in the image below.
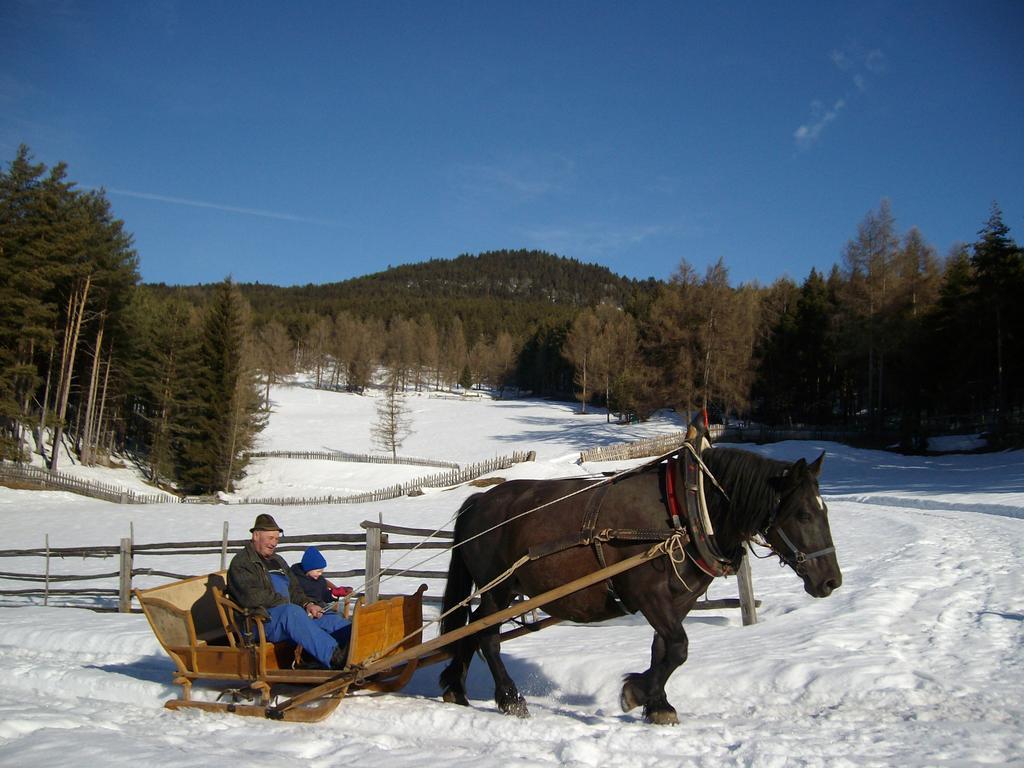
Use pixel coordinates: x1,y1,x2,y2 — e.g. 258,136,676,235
770,458,807,492
809,451,825,478
685,410,710,445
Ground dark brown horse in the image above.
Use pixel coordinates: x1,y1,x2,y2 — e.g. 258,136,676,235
439,445,842,724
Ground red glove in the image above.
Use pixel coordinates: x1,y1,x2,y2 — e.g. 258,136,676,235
331,586,353,598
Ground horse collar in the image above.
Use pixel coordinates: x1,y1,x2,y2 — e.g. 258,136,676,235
667,446,741,578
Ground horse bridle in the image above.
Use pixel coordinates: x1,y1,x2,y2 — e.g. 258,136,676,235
757,491,836,576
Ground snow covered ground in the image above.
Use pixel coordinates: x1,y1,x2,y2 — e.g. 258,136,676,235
0,382,1021,767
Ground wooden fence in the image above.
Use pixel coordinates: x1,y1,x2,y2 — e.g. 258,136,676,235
578,423,868,463
0,450,532,507
234,451,535,506
247,450,460,469
0,520,758,624
0,461,172,504
579,427,727,463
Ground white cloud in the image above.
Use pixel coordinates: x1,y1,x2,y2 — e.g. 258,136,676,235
794,44,885,148
794,98,846,146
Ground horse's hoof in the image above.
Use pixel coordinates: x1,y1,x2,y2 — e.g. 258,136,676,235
498,694,530,718
442,690,469,706
644,706,679,725
620,675,643,712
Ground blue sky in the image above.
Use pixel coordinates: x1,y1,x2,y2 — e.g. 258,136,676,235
2,1,1022,287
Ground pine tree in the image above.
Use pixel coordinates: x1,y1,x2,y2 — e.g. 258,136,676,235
0,146,138,464
970,204,1024,435
176,279,265,494
122,289,198,483
0,146,54,458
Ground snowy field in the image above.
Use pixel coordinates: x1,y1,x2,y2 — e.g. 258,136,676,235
0,382,1022,767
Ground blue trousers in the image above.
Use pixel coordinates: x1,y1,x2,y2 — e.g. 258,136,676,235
264,604,352,667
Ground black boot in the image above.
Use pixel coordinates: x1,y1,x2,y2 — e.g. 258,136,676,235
330,644,348,670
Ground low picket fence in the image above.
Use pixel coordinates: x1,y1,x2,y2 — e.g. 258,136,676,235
235,451,534,506
0,462,172,504
578,426,727,463
247,450,459,469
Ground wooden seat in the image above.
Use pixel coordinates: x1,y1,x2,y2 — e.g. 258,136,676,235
135,572,427,715
135,571,297,703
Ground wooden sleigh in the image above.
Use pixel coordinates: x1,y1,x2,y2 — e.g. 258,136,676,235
136,544,676,722
134,572,427,721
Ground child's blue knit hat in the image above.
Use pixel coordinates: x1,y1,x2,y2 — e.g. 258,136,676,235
300,546,327,572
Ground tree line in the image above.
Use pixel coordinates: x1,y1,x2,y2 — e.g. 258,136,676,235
0,146,264,493
2,145,1021,499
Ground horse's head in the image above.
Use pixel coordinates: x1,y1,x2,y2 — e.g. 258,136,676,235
764,452,842,598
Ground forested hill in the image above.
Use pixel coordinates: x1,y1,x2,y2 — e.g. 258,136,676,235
147,249,657,340
321,250,642,303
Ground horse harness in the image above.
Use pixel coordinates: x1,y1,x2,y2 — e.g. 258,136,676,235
757,489,836,576
524,437,742,611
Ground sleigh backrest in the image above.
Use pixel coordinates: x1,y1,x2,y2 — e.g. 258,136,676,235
135,571,230,653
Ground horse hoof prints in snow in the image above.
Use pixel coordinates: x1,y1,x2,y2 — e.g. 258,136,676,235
438,443,841,724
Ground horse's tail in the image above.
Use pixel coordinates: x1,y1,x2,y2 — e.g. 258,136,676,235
440,495,478,635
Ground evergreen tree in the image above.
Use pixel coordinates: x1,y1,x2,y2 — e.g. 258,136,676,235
121,288,198,482
793,269,839,424
921,246,977,417
0,146,55,458
751,277,801,425
0,146,138,464
176,279,265,494
970,204,1024,435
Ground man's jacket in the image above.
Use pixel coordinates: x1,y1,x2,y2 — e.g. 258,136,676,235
228,542,311,610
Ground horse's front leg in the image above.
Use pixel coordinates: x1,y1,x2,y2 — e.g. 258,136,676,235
621,623,689,725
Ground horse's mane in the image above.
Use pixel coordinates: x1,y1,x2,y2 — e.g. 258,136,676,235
699,447,789,544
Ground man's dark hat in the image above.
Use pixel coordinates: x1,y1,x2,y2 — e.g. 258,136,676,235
250,513,283,533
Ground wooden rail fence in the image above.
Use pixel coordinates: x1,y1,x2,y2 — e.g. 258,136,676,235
0,520,758,624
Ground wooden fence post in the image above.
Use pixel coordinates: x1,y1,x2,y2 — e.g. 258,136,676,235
220,521,229,571
118,537,133,613
364,524,381,604
44,534,50,607
737,550,757,626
